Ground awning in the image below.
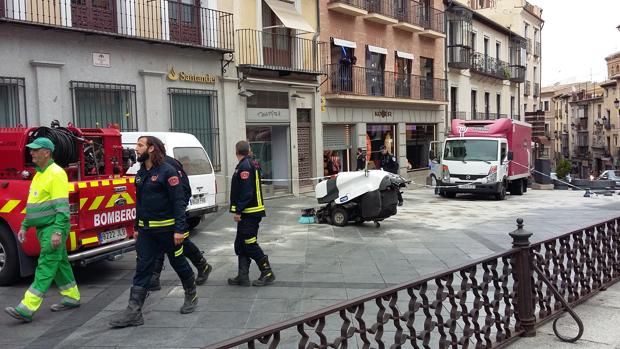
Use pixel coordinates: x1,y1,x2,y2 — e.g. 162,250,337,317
396,51,414,60
264,0,315,33
332,37,356,48
367,45,387,55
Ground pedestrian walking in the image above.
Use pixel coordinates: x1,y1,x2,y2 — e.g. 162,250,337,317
356,148,366,171
5,137,80,323
227,140,275,287
380,145,403,206
147,152,212,291
109,136,197,328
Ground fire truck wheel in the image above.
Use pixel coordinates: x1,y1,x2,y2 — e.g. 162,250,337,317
187,217,202,231
331,207,349,227
0,226,19,286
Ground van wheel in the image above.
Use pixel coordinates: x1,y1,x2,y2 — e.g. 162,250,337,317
0,225,19,286
495,183,507,200
187,217,202,231
331,207,349,227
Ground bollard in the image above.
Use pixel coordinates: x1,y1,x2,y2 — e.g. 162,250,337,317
509,218,537,337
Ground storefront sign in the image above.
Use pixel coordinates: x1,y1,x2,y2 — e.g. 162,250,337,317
167,66,216,84
374,110,392,118
247,108,290,123
92,53,110,68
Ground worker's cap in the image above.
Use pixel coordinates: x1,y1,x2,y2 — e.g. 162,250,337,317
26,137,55,152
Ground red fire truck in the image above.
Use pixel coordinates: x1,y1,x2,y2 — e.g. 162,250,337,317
0,125,137,285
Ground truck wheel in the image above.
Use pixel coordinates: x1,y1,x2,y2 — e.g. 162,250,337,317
522,179,528,193
510,180,524,195
495,184,506,200
331,207,349,227
0,225,19,286
187,216,202,231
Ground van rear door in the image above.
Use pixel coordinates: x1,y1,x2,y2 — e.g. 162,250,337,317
172,147,216,211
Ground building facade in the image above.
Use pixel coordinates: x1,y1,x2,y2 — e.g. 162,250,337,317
232,0,324,196
321,0,447,177
471,0,543,120
445,1,524,123
0,0,235,203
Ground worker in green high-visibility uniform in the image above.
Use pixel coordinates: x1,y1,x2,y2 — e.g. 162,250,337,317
5,137,80,323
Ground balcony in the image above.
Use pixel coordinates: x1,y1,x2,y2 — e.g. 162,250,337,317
393,1,424,33
524,80,531,96
534,41,541,57
470,52,510,80
325,64,446,103
448,47,471,69
451,111,467,119
327,0,368,16
472,112,498,120
508,65,526,83
0,0,234,51
419,7,445,39
236,29,326,75
533,82,540,97
364,0,399,25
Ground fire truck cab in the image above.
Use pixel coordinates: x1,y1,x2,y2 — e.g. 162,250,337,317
0,125,137,285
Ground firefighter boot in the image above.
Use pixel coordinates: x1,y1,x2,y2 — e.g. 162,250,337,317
180,277,198,314
147,255,165,291
227,256,251,286
109,286,147,328
252,256,275,286
187,251,212,286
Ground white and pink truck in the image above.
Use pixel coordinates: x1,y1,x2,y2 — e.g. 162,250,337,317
431,118,532,200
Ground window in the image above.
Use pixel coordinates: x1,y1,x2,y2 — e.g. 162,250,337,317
510,96,515,118
366,50,386,96
496,41,501,61
496,93,501,117
173,147,213,175
406,124,435,170
420,57,434,99
471,32,477,52
71,81,137,130
471,90,477,118
484,92,490,118
0,77,26,127
331,42,355,93
395,54,412,98
169,88,220,171
543,100,549,111
247,90,288,108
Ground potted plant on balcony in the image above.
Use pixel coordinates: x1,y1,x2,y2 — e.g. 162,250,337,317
503,66,511,79
554,158,572,190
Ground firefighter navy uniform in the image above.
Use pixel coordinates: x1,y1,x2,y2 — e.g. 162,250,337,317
133,161,194,289
228,155,275,286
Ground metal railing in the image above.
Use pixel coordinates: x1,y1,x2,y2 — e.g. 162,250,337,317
525,80,531,96
471,52,510,80
0,0,234,51
509,65,526,83
421,6,445,33
0,76,27,127
205,217,620,348
327,0,367,10
447,46,472,69
395,0,425,28
472,111,496,120
70,81,138,131
451,111,467,119
366,0,396,18
236,29,326,74
326,64,446,102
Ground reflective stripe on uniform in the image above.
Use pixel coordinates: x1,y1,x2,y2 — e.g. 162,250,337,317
16,288,44,317
244,237,257,244
59,282,80,304
255,169,263,207
137,219,175,228
174,246,184,257
183,231,190,238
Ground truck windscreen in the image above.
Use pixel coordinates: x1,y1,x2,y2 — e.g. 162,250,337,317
444,139,498,162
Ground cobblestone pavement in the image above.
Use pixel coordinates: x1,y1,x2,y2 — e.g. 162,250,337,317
1,187,619,348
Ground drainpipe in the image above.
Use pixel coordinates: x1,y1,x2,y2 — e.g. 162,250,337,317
313,0,320,72
443,4,449,136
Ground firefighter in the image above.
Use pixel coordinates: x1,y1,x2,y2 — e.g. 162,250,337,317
5,137,80,322
380,145,404,206
109,136,197,328
227,140,275,287
147,152,213,291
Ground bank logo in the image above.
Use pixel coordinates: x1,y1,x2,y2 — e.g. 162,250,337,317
167,66,179,81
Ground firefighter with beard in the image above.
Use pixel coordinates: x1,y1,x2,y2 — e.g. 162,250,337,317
109,136,197,328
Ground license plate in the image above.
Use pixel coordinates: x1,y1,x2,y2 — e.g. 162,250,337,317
460,184,476,189
99,228,127,244
190,196,207,206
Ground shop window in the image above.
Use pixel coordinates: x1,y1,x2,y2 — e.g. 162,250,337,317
247,90,289,108
0,77,26,127
406,124,436,170
168,88,220,171
247,125,291,194
366,124,396,170
71,81,137,131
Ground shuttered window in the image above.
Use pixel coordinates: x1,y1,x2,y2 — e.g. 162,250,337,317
0,77,27,127
323,124,351,150
169,88,220,171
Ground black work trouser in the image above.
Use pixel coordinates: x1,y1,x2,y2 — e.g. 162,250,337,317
133,231,194,288
234,216,266,263
152,236,203,270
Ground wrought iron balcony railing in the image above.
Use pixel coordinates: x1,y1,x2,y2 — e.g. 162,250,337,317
447,46,472,69
0,0,234,51
366,0,397,18
508,65,526,83
326,64,446,102
470,52,510,80
328,0,367,10
472,111,497,120
394,0,425,28
236,29,326,75
451,111,467,120
420,6,445,33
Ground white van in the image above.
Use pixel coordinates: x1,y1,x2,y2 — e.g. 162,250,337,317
121,132,218,230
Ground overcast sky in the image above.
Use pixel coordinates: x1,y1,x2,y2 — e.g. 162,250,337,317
535,0,620,87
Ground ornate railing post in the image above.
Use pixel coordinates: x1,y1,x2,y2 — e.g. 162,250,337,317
509,218,536,337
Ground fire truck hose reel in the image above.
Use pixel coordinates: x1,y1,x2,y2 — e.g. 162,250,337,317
29,127,79,168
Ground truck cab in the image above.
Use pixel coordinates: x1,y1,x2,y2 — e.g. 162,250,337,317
121,132,218,230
